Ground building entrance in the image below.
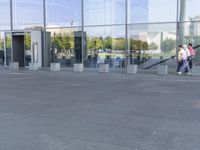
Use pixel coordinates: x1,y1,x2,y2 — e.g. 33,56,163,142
4,30,50,68
12,33,25,67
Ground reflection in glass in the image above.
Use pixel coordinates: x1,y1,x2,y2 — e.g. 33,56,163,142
0,32,5,65
84,0,125,25
128,0,177,23
84,25,125,68
47,28,81,67
178,22,200,65
180,0,200,22
128,23,176,68
12,0,43,29
24,32,31,67
5,33,12,66
0,0,10,30
46,0,81,27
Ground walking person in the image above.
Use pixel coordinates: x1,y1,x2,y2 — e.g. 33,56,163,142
183,44,191,75
177,45,187,75
188,43,196,70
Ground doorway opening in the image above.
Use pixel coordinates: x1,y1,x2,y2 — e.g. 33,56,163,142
12,33,25,67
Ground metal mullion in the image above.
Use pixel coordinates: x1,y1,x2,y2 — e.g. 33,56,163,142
81,0,84,64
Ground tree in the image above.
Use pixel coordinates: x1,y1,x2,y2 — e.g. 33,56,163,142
148,42,158,50
115,38,125,50
161,38,176,53
104,36,113,49
130,39,148,50
0,39,4,49
52,32,74,55
25,33,31,50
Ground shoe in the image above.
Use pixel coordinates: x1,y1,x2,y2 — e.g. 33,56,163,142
186,72,192,75
177,72,182,75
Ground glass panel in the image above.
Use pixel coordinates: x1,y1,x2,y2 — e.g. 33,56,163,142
178,22,200,66
5,32,12,66
179,0,200,22
84,0,125,26
47,27,81,67
128,23,177,70
24,32,31,67
12,0,43,29
46,0,81,28
0,32,5,66
84,25,126,68
0,0,10,30
128,0,177,23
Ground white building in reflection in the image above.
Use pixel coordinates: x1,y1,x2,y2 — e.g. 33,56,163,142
189,16,200,36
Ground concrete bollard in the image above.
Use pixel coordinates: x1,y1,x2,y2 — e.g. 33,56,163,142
127,64,138,74
50,63,60,71
29,63,40,71
9,62,19,70
74,63,84,72
157,64,168,75
99,64,109,73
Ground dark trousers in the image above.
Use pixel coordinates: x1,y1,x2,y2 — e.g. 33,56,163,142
177,60,183,72
188,56,193,69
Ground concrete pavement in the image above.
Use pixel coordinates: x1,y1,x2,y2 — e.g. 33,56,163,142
0,69,200,150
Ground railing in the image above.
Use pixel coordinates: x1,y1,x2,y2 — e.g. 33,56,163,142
144,55,176,69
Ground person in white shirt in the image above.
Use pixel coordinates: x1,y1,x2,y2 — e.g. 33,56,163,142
182,44,191,75
177,45,187,75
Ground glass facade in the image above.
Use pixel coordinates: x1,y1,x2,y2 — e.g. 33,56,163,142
46,0,82,27
84,0,125,25
0,0,10,30
128,0,177,23
47,27,81,67
12,0,44,29
128,23,176,65
0,0,200,71
84,25,125,68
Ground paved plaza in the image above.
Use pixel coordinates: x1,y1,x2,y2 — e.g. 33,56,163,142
0,69,200,150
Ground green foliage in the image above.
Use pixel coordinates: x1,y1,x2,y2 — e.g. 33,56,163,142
114,38,125,50
0,35,11,49
86,36,125,51
161,38,176,52
148,42,158,50
52,33,74,53
6,34,11,48
0,39,4,49
25,33,31,50
130,39,149,50
104,36,113,49
143,41,148,50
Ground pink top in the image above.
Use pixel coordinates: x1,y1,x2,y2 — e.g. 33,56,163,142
188,46,196,56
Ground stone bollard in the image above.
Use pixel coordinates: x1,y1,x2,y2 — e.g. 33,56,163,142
9,62,19,70
99,64,109,73
157,64,168,75
74,63,84,72
50,63,60,71
126,64,138,74
29,63,40,71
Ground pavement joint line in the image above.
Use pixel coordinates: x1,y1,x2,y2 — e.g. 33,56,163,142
55,75,200,83
1,71,200,83
152,78,200,83
0,73,23,75
10,76,39,80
